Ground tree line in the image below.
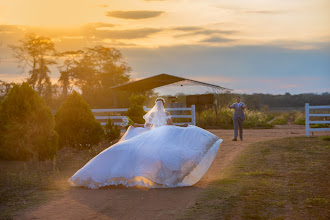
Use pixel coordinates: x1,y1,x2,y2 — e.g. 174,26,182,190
1,33,131,110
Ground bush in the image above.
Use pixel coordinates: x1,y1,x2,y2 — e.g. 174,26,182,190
126,104,146,124
104,118,121,141
0,82,58,161
197,107,274,129
293,111,305,125
244,110,274,129
54,91,104,149
271,112,290,125
129,94,147,105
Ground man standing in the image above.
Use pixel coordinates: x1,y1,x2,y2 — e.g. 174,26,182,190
229,96,246,141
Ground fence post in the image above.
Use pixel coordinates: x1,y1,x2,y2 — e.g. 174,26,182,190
191,105,196,125
305,103,309,137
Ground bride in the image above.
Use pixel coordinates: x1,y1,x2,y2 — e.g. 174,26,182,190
68,98,223,189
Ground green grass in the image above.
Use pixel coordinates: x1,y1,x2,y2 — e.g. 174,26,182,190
181,137,330,220
320,136,330,141
311,124,330,128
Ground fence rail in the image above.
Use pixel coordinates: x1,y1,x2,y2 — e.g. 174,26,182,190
92,105,196,127
305,103,330,137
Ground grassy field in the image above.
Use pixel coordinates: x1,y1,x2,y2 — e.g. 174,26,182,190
0,140,114,219
182,137,330,220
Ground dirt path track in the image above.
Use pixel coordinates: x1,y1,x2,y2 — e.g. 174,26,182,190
16,124,328,220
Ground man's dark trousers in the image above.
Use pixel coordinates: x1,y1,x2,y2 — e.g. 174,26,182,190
233,117,243,140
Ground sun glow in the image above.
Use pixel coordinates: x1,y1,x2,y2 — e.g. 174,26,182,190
0,0,100,27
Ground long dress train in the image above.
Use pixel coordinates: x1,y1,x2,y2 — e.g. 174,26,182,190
68,125,222,189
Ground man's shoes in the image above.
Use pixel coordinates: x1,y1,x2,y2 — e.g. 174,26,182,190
240,138,243,141
232,139,237,141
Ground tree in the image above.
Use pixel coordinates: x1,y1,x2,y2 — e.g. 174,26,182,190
54,91,104,149
0,82,58,161
0,80,15,102
9,33,58,98
57,50,84,98
69,45,131,107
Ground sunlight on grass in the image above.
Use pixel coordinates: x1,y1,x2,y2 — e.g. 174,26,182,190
241,170,275,176
182,137,330,220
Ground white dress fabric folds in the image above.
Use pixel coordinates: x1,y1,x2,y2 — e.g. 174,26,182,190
68,125,222,189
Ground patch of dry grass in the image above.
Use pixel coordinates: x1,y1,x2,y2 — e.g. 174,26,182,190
181,137,330,220
0,139,117,219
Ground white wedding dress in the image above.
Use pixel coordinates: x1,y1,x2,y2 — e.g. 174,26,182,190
68,101,223,189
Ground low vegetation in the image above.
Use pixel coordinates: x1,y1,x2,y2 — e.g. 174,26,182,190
104,118,121,141
182,137,330,219
0,140,116,219
270,112,290,125
197,108,275,129
126,94,146,124
293,111,305,125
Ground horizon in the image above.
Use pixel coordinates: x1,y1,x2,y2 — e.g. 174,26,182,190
0,0,329,95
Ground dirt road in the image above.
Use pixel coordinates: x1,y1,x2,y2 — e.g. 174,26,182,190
15,124,329,220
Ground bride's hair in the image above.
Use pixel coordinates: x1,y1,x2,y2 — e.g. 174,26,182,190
143,97,167,128
155,97,165,104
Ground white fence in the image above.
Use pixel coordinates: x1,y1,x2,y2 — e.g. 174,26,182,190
305,103,330,137
92,105,196,127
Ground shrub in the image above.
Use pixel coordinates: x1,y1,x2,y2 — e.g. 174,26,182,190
125,94,147,124
244,110,274,129
104,118,121,141
126,104,146,124
54,91,104,149
271,112,290,125
0,82,58,161
129,94,147,105
293,111,305,125
197,107,274,129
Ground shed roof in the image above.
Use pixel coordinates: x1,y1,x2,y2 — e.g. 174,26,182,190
110,73,232,93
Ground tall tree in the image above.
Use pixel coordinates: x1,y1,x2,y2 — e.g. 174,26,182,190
9,33,58,97
72,45,131,91
87,45,131,88
57,50,84,98
61,45,131,107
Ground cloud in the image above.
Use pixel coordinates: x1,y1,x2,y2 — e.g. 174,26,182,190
96,4,108,8
105,10,164,19
172,26,203,32
88,22,115,28
173,26,235,34
245,10,286,14
92,28,162,39
216,5,287,15
0,25,25,33
200,36,235,43
172,26,237,38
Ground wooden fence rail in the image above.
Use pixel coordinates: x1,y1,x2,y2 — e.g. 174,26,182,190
305,103,330,137
92,105,196,127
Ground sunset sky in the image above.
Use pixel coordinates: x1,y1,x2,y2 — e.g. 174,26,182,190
0,0,329,94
